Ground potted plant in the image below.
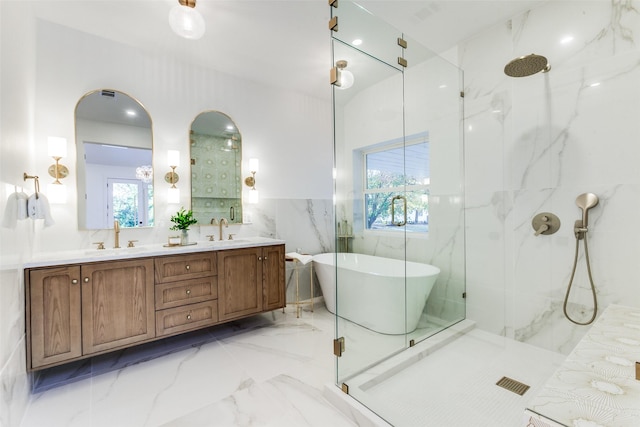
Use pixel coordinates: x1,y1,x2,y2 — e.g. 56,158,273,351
170,207,198,245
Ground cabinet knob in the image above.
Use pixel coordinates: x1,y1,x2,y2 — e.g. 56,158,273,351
264,256,268,260
185,265,190,270
187,314,192,320
258,256,262,261
186,289,191,295
71,279,78,284
83,277,89,283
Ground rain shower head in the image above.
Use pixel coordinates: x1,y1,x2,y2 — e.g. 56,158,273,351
504,54,551,77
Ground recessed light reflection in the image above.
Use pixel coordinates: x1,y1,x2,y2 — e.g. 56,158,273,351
352,39,363,46
438,84,447,89
560,35,574,44
126,110,136,116
589,82,601,87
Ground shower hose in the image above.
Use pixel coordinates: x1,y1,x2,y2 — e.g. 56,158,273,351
562,233,597,325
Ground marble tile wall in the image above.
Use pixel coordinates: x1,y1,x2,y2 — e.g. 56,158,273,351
462,0,640,353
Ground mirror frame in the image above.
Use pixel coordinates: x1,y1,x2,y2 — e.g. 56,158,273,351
75,89,154,230
189,110,244,225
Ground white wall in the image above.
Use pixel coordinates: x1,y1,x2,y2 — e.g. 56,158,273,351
462,0,640,353
0,9,333,426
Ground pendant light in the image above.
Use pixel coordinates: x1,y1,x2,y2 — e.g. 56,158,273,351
169,0,205,40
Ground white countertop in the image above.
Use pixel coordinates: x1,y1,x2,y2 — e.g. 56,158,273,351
24,237,285,268
526,304,640,427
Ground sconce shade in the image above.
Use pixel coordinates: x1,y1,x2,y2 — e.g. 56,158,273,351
249,158,259,173
48,136,67,158
248,188,259,204
47,182,67,204
167,187,180,204
169,0,205,40
168,150,180,167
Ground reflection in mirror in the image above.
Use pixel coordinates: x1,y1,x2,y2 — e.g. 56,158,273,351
190,111,242,225
75,90,153,229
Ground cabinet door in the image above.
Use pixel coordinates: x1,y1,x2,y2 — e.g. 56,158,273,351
28,266,82,369
218,247,262,321
263,245,286,311
81,259,155,354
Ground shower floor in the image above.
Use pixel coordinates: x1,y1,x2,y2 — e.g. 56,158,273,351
342,325,565,427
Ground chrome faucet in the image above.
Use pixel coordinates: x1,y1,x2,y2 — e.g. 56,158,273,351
114,220,120,248
218,218,228,241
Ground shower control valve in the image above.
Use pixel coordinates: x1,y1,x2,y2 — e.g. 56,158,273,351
532,212,560,236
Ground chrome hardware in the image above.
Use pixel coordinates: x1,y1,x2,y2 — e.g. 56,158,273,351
391,195,407,226
532,212,560,236
113,220,120,248
93,242,105,250
127,240,137,248
71,279,78,284
185,265,190,270
206,235,215,241
83,277,89,283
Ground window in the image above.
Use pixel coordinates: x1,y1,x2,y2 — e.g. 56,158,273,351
362,134,429,233
107,178,154,227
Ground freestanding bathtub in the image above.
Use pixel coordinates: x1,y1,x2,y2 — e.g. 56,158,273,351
313,253,440,334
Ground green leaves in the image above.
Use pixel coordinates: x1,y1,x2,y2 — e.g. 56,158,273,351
170,207,198,231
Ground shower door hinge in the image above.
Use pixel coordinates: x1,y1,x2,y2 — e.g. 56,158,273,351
333,337,345,357
398,57,408,68
397,37,407,49
329,0,338,7
329,16,338,32
409,339,416,347
460,91,465,98
341,383,349,394
462,292,467,299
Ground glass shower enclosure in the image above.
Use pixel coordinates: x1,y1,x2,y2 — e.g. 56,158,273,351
330,1,466,421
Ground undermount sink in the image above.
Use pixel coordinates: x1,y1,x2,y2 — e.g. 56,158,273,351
201,239,250,246
84,247,146,256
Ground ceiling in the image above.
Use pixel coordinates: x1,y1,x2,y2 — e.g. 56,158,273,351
32,0,545,100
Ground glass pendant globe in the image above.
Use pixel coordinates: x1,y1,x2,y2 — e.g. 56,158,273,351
336,69,354,90
169,5,205,40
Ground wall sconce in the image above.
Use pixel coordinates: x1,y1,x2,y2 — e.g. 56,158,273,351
47,136,68,203
331,60,355,90
244,158,259,204
169,0,206,40
166,150,180,203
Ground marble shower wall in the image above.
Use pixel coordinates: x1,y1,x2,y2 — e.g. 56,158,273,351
462,0,640,353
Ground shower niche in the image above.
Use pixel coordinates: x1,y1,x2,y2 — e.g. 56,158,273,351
329,1,466,423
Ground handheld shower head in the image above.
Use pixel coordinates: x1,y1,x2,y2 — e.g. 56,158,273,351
576,193,599,227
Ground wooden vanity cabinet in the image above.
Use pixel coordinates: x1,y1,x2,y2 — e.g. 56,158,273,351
27,259,155,369
218,245,285,321
26,244,285,371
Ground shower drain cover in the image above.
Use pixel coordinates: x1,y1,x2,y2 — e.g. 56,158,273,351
496,376,530,396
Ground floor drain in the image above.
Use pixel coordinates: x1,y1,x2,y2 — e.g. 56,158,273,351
496,376,530,396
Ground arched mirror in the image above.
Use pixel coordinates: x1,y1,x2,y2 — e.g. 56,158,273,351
75,89,153,230
190,111,242,224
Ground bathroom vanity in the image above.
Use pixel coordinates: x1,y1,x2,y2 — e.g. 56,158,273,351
24,238,285,371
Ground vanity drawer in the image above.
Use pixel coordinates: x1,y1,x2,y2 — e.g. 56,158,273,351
156,300,218,337
155,277,218,310
154,252,217,283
